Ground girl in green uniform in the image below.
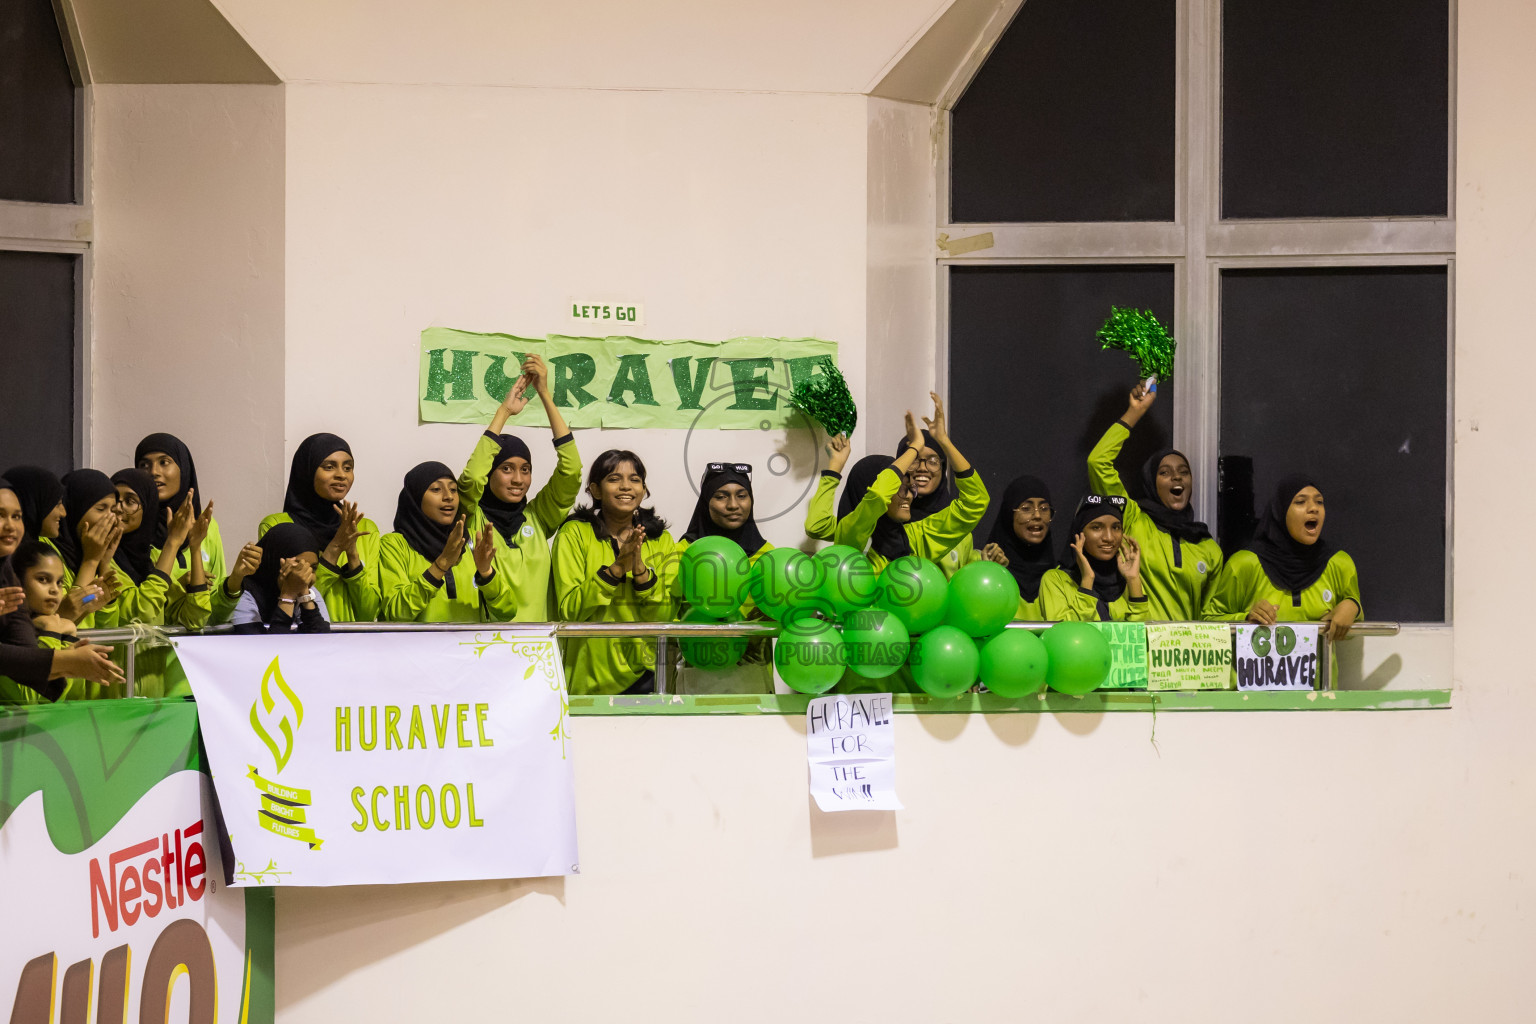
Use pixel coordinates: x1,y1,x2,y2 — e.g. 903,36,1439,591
1088,386,1223,620
101,468,195,627
552,449,679,695
7,540,92,700
379,462,500,623
1202,476,1361,641
3,465,65,543
249,433,380,622
895,400,983,577
53,470,125,628
980,475,1057,621
458,354,582,622
835,401,989,575
135,434,223,627
1037,495,1149,622
803,432,850,542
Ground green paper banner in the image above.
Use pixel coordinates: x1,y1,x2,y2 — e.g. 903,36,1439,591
1145,622,1234,691
419,328,841,429
1090,622,1150,690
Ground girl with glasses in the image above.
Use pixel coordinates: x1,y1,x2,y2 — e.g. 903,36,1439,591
980,476,1057,621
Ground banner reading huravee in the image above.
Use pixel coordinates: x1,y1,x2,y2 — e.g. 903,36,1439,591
419,328,840,429
1234,624,1319,691
177,631,578,887
1146,622,1234,691
1,700,273,1024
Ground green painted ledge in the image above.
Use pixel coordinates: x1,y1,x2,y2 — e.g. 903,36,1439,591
569,689,1453,716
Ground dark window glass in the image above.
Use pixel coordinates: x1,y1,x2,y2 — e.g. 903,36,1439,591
0,0,77,204
1222,0,1449,219
949,265,1176,555
950,0,1176,223
1220,267,1447,622
0,251,76,472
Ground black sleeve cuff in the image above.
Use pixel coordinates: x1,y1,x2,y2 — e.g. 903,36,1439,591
483,429,502,442
1115,419,1134,432
1128,594,1149,603
37,630,72,643
184,582,210,594
632,570,658,592
552,432,574,447
820,470,842,480
474,569,496,588
955,466,975,479
148,568,171,585
596,566,624,587
420,569,445,590
322,556,364,580
1077,587,1098,598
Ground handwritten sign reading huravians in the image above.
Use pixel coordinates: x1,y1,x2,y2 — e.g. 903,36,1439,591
806,693,902,812
1235,624,1319,691
1146,622,1233,691
419,328,840,430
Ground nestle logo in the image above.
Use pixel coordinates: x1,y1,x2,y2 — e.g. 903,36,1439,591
88,819,208,938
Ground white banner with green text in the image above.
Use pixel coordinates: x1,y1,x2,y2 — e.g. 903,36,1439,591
176,631,577,887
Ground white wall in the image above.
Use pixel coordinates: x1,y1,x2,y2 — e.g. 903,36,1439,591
283,83,868,547
90,84,285,549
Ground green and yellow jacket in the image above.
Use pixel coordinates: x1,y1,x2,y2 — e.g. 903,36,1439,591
1201,549,1362,623
804,471,841,542
378,532,509,623
552,518,679,696
833,465,989,575
148,518,226,629
459,431,582,622
255,512,383,622
1088,422,1223,620
1038,567,1151,622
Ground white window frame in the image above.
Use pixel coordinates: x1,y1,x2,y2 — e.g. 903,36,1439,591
0,0,93,465
935,0,1456,624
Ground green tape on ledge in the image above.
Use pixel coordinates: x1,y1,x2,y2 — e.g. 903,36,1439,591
566,689,1452,716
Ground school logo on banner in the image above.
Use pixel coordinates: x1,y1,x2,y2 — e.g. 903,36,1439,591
1,701,274,1024
176,630,578,887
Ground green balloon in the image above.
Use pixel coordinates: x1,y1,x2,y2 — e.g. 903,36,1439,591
875,556,948,634
1043,621,1113,695
813,544,879,616
908,625,979,698
680,536,751,617
773,618,845,694
678,606,748,670
841,608,911,679
749,547,823,622
944,560,1022,638
978,629,1048,697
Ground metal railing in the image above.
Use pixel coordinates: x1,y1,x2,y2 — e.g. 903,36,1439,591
74,620,1401,699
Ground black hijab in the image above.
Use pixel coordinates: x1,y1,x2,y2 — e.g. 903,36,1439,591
134,433,201,552
1136,447,1213,544
479,433,532,545
2,466,64,542
985,475,1056,603
681,463,768,553
1247,474,1337,594
838,455,912,561
110,469,160,586
1060,494,1129,620
894,428,953,522
245,522,320,621
55,470,117,575
284,433,351,549
394,462,460,599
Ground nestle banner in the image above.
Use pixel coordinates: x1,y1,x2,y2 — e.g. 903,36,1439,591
175,630,578,887
1,700,273,1024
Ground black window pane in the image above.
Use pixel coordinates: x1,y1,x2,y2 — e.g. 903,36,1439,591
0,251,76,472
0,0,76,204
1220,267,1447,622
951,0,1176,223
1222,0,1448,219
950,265,1176,554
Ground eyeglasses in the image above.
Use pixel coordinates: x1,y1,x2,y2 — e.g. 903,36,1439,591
707,463,752,475
913,455,944,470
1013,502,1053,517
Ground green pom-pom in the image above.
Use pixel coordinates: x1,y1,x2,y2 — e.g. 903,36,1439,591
789,361,858,438
1097,307,1177,382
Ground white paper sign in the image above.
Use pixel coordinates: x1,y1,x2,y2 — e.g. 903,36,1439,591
805,693,902,812
1234,624,1320,691
176,630,578,887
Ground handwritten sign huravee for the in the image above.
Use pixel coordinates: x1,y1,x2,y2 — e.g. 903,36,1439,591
805,693,902,812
